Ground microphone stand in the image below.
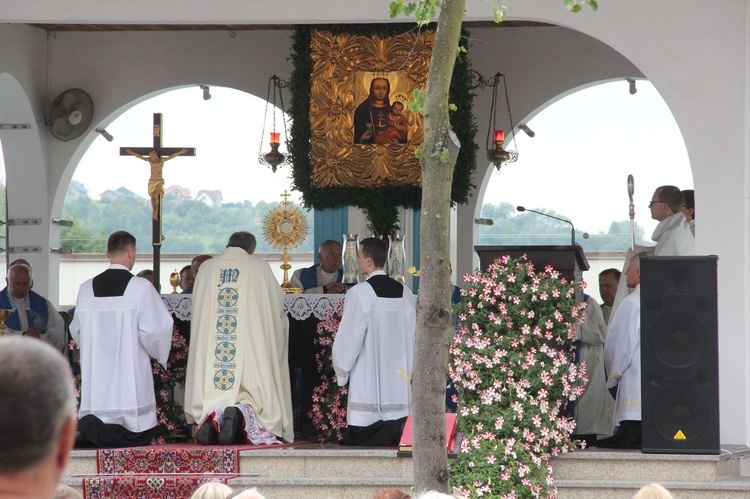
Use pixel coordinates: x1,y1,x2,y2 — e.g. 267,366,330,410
516,206,575,246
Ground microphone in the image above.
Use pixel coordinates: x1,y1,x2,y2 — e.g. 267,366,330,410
516,206,576,246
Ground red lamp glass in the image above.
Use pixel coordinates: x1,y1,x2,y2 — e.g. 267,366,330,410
270,132,281,145
494,129,505,143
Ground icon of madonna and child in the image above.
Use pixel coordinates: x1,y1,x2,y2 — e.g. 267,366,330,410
354,71,411,145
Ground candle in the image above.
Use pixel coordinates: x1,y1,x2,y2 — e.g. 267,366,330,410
494,129,505,143
270,132,281,145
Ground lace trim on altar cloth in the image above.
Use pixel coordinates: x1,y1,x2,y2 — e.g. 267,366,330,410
284,294,345,321
162,293,345,322
161,295,193,321
348,401,410,414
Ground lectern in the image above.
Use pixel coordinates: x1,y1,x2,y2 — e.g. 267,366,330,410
474,245,589,294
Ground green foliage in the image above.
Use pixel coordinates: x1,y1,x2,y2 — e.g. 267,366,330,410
564,0,598,12
61,194,314,254
289,24,477,236
389,0,439,25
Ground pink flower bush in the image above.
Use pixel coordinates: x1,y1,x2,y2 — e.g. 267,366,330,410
309,300,348,442
450,255,587,498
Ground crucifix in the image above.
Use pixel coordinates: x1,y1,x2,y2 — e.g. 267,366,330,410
120,113,196,291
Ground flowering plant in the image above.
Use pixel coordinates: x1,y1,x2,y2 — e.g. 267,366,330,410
309,300,348,443
149,326,189,444
450,254,587,498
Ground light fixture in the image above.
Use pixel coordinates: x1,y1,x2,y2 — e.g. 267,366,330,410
474,218,494,226
50,247,74,255
626,78,637,95
199,85,211,101
258,74,291,173
0,124,30,130
94,128,114,142
520,124,536,138
51,218,74,227
471,71,519,170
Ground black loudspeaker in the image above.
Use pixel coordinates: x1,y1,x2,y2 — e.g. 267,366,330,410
640,255,720,455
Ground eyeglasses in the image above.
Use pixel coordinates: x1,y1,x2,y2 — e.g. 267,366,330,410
648,200,667,207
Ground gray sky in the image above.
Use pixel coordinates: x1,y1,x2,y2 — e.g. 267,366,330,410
482,80,692,236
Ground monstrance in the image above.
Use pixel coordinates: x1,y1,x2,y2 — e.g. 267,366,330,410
262,190,309,294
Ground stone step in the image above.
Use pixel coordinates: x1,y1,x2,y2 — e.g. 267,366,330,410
64,446,414,479
239,448,413,478
551,448,737,483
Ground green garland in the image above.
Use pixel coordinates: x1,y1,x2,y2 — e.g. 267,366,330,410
290,24,477,236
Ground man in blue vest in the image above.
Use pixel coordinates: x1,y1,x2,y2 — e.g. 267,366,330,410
289,240,345,294
0,262,65,352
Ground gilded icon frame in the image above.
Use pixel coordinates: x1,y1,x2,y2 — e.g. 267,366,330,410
308,29,434,188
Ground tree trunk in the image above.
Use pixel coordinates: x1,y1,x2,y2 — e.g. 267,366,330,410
412,0,465,494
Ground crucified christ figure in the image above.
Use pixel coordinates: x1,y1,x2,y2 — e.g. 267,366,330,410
125,148,188,220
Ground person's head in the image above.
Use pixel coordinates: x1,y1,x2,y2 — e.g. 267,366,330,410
226,232,256,254
9,259,31,269
358,237,388,275
191,254,213,277
625,252,650,288
598,268,621,307
681,189,695,222
373,489,411,499
226,487,266,499
649,185,682,221
633,483,674,499
180,265,194,291
107,231,137,270
370,77,390,104
318,240,343,274
149,150,160,161
136,269,154,283
0,337,77,496
190,481,233,499
6,263,32,300
391,101,404,115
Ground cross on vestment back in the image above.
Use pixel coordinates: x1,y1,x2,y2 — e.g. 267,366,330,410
120,113,196,290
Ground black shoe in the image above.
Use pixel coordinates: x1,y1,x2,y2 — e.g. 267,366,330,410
219,407,245,445
195,420,218,445
597,420,641,449
74,431,96,449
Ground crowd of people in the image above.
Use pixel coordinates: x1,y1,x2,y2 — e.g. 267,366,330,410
0,184,695,497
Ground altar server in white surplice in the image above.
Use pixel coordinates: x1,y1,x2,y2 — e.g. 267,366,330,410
185,231,293,445
333,237,416,446
600,251,648,449
71,231,173,448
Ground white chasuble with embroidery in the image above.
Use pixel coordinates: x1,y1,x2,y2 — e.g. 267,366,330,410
185,247,293,442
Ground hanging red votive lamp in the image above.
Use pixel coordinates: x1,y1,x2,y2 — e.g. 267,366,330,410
494,129,505,143
270,132,281,145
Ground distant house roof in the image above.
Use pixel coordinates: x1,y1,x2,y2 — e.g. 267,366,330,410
100,186,140,201
196,189,223,207
165,185,191,198
67,180,88,198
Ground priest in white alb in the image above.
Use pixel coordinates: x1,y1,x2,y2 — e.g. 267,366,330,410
71,230,173,448
185,231,293,445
